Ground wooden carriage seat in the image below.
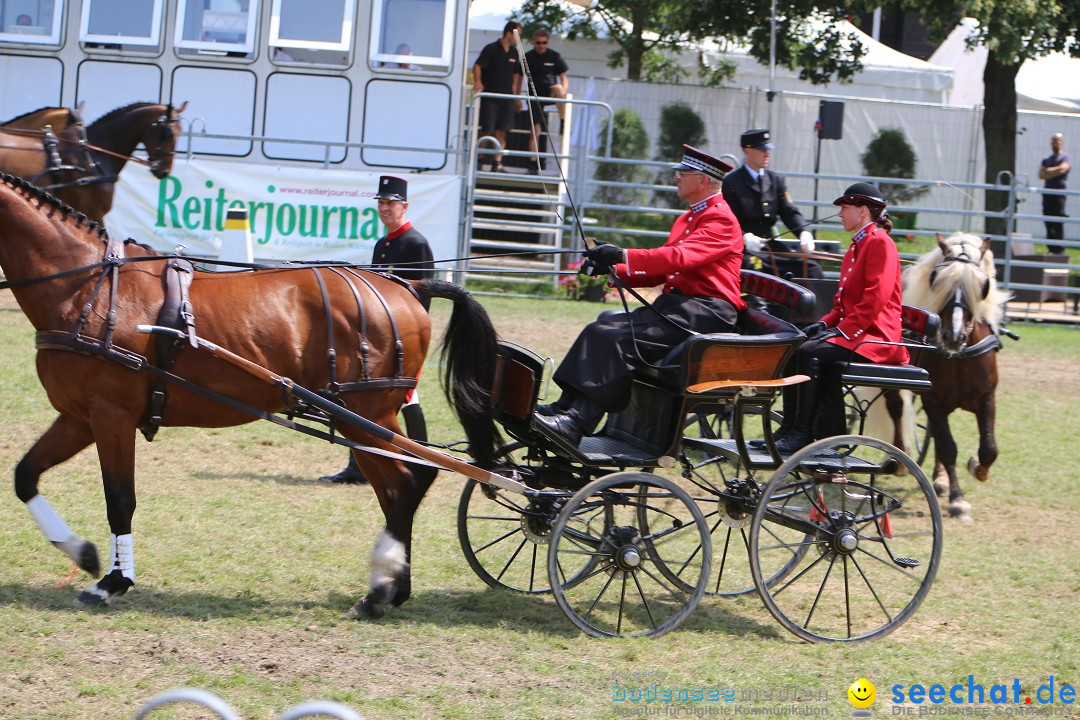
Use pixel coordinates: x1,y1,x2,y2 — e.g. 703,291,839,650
839,305,939,392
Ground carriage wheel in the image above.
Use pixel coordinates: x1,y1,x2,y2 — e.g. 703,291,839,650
641,457,809,598
457,443,598,594
547,472,711,638
749,435,942,643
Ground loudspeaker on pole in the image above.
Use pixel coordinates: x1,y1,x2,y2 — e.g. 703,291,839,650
219,207,253,268
818,100,844,140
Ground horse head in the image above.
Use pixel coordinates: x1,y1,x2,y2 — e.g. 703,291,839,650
142,101,186,179
904,232,1009,358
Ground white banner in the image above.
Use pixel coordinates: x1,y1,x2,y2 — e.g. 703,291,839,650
106,158,463,264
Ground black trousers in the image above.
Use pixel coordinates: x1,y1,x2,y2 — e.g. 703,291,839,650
1043,192,1067,253
553,293,739,412
782,338,871,439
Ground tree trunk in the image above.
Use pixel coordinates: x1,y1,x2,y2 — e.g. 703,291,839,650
981,51,1021,238
625,6,647,80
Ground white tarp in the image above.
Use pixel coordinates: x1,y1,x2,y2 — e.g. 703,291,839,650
929,17,1080,112
106,159,462,263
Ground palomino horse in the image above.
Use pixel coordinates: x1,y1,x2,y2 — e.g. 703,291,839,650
891,233,1010,521
0,172,499,616
0,102,184,225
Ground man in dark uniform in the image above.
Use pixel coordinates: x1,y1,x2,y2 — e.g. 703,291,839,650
524,27,569,174
472,21,523,172
722,128,823,280
535,146,746,446
321,175,435,484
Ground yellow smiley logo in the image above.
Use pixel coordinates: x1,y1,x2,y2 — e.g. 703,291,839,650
848,678,876,709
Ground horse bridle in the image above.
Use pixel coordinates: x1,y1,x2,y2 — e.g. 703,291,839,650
928,248,994,357
143,105,177,176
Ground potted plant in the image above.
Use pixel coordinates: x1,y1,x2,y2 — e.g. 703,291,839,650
560,260,610,302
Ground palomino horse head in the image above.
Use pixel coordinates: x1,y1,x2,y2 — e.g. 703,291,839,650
139,102,186,179
903,232,1010,357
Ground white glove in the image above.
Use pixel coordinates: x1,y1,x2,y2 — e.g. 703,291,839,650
743,232,765,253
799,231,815,253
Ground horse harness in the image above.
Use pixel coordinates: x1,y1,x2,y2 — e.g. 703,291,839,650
27,238,419,442
928,253,1002,360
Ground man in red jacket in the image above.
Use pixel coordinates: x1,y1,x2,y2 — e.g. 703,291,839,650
535,145,746,446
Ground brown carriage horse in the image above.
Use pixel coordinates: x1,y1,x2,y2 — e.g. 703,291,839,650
0,102,184,225
1,106,82,132
0,172,500,616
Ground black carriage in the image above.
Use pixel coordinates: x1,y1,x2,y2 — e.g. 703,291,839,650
456,271,945,641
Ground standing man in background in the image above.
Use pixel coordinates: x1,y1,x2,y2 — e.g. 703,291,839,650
723,129,823,279
472,21,523,173
321,175,435,484
524,28,569,175
1039,132,1070,254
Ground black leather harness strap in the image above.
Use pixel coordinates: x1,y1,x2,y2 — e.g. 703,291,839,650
141,258,196,441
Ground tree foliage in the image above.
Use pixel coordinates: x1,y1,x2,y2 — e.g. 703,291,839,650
846,0,1080,235
653,102,707,208
593,108,649,243
513,0,867,84
860,128,930,204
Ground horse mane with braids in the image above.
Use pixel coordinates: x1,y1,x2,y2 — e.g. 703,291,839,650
902,232,1010,332
0,171,157,252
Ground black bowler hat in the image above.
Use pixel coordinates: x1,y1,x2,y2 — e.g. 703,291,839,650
375,175,407,201
740,128,774,150
671,144,733,180
833,182,887,207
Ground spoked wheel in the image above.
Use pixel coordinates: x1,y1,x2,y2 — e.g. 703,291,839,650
547,472,711,638
749,435,943,643
457,443,594,594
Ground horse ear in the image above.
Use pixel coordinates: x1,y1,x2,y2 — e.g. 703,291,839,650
174,101,189,114
936,233,949,255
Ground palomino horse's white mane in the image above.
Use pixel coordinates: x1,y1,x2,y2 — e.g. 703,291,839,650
902,232,1009,332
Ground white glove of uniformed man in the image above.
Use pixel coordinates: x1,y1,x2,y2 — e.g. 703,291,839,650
743,233,765,253
799,231,815,253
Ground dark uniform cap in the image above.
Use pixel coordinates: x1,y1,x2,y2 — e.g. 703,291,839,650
740,128,774,150
671,144,733,181
833,182,887,207
375,175,408,201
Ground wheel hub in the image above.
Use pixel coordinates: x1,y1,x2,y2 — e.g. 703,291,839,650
605,526,642,571
719,478,756,528
519,497,559,544
833,528,859,554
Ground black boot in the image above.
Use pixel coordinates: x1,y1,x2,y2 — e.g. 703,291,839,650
534,391,602,446
771,359,820,455
320,453,368,484
401,403,428,443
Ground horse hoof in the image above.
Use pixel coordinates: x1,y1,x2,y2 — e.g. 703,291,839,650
54,539,101,577
932,479,948,497
347,598,385,619
967,457,989,482
948,500,973,522
74,570,132,609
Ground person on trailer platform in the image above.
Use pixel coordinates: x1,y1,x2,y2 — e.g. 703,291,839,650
768,182,908,454
535,145,746,446
321,175,435,484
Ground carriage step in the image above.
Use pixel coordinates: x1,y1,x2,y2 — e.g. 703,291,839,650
893,556,920,568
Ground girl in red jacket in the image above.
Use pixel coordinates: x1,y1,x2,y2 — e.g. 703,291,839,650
772,182,908,454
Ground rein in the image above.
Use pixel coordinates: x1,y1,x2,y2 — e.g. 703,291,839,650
0,123,156,168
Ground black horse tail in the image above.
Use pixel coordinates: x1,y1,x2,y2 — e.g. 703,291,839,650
416,279,500,468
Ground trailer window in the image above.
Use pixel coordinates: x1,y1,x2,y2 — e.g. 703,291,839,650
0,0,63,46
175,0,258,58
79,0,164,52
268,0,354,67
369,0,453,73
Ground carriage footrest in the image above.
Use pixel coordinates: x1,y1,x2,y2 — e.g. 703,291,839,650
842,363,932,392
893,556,920,568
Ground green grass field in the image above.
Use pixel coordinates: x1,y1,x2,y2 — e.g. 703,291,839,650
0,291,1077,720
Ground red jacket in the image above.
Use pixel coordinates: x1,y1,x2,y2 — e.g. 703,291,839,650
820,223,908,364
613,194,747,311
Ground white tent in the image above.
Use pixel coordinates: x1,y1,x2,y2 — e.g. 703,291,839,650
929,17,1080,112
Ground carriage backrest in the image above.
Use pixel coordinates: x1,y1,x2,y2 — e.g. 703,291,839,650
740,270,816,314
490,342,545,432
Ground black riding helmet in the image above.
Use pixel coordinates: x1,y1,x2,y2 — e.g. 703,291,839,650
833,182,887,208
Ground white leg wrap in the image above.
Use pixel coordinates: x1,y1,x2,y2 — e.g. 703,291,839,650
110,533,136,583
26,494,76,544
370,529,406,590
